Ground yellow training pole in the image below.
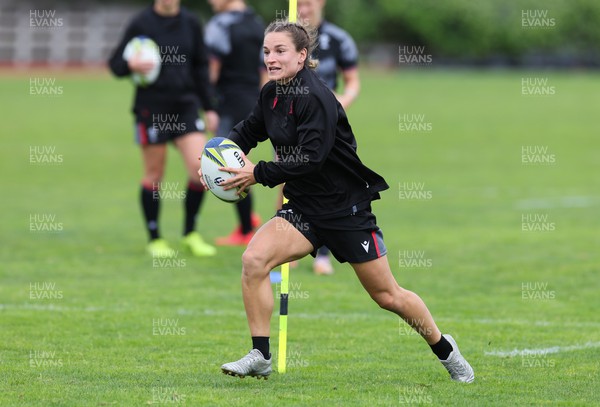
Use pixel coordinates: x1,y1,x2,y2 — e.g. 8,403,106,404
278,0,296,376
278,245,289,373
278,194,291,374
288,0,297,24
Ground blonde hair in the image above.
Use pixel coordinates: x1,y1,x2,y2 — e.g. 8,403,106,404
265,20,319,69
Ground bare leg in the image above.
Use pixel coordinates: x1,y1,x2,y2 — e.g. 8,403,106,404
173,131,207,179
141,143,167,186
351,256,442,345
241,217,314,336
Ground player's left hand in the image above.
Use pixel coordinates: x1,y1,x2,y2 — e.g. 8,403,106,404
220,154,256,195
196,165,209,191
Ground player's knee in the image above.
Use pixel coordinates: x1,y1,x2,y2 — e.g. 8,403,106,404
373,286,408,312
373,291,396,311
241,248,268,278
142,173,163,186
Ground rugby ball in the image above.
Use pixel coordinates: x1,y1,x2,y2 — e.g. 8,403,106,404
201,137,248,203
122,36,161,86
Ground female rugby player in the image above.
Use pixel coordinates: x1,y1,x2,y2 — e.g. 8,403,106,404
109,0,218,257
201,21,475,383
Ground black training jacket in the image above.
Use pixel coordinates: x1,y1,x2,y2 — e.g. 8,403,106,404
108,6,215,111
229,68,389,220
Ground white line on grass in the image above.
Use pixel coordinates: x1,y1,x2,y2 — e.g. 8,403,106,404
0,303,105,312
515,195,598,210
446,317,600,328
484,341,600,357
5,304,600,333
4,303,600,329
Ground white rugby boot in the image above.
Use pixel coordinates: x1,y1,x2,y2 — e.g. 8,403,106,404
221,349,272,379
439,334,475,383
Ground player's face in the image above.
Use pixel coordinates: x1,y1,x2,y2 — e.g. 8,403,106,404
154,0,180,14
207,0,228,13
263,32,307,82
298,0,325,27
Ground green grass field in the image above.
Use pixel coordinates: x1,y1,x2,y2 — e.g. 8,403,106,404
2,68,600,406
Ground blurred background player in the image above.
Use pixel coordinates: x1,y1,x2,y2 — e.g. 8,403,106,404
108,0,219,258
297,0,361,275
205,0,267,245
298,0,360,108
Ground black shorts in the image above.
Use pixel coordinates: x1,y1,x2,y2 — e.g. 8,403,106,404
134,102,206,145
275,203,387,264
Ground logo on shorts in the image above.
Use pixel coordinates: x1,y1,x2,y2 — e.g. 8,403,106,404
195,118,206,132
148,126,159,143
361,240,370,253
